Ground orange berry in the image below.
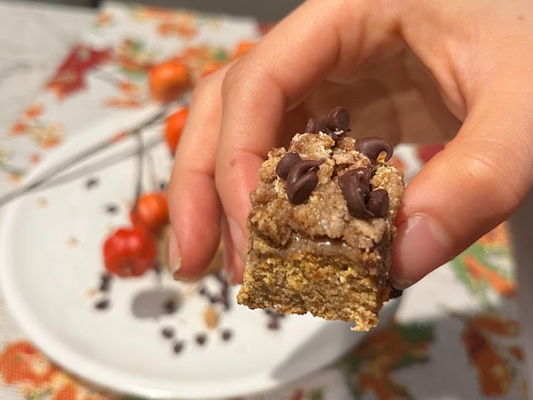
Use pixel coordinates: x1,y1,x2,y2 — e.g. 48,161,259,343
130,192,169,235
149,60,191,103
164,108,188,154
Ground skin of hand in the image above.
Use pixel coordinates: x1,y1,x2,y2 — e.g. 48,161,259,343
168,0,533,288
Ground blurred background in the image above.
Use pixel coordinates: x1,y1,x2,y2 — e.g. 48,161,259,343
2,0,304,20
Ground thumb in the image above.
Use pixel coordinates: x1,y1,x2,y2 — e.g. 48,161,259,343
390,93,533,289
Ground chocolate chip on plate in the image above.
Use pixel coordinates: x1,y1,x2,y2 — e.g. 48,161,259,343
221,329,233,341
162,327,175,339
85,177,99,189
195,333,207,346
105,204,119,214
173,341,185,354
94,299,110,310
163,298,178,314
98,273,112,292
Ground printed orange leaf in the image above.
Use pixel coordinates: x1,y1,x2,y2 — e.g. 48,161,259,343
343,321,433,400
30,153,41,164
103,98,143,109
95,11,113,28
10,120,27,136
234,40,255,58
509,346,524,361
463,255,515,297
479,223,509,247
158,22,197,38
115,38,154,74
469,312,519,337
24,102,44,119
52,383,79,400
462,327,513,396
0,341,58,385
119,81,138,95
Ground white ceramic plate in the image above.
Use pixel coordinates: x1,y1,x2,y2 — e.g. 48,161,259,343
0,116,400,400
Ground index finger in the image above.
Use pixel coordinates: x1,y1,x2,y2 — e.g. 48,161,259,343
214,0,399,273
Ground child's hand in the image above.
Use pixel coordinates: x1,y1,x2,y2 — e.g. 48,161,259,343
168,0,533,288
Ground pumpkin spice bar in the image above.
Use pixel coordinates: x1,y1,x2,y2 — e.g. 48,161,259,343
237,107,404,331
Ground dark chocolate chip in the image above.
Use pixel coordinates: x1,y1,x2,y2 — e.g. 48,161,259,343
163,298,178,314
173,341,185,354
305,118,333,136
99,273,112,292
327,107,350,132
389,288,403,299
268,320,281,330
338,169,374,218
85,178,99,189
305,118,321,133
94,299,110,310
355,137,393,163
159,181,168,191
195,333,207,346
276,152,301,180
198,286,207,296
162,327,174,339
105,204,119,214
366,189,389,218
221,329,233,341
286,160,323,205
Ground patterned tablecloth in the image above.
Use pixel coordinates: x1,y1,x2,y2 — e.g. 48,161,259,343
0,2,527,400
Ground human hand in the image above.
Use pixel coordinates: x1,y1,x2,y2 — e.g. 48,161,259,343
168,0,533,288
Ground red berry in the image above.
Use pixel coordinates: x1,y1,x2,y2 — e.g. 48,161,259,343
103,225,157,277
130,191,169,235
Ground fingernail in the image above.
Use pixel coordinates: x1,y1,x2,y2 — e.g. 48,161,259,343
390,214,453,289
228,218,246,262
168,230,182,279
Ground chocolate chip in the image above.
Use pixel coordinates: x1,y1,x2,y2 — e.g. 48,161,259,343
326,107,350,132
85,178,99,189
389,288,403,299
305,118,321,133
338,169,374,218
276,152,301,180
195,333,207,346
307,118,333,135
268,320,281,330
162,327,174,339
94,299,110,310
221,329,232,341
99,273,112,292
355,137,393,163
163,298,178,314
159,181,168,191
173,341,185,354
366,189,389,218
105,204,119,214
286,160,323,205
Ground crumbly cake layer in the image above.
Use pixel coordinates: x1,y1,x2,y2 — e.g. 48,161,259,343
237,109,404,331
